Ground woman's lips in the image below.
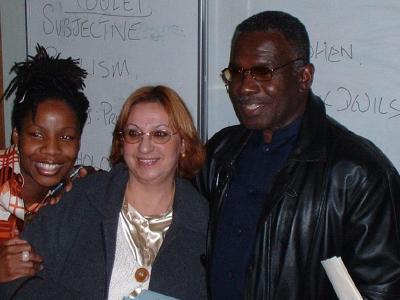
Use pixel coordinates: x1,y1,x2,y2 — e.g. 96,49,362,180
137,158,159,167
35,162,63,175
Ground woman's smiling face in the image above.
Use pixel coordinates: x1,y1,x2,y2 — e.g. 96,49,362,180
122,101,183,186
13,99,81,194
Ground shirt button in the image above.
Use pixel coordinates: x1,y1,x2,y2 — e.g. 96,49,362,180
247,185,255,194
236,227,243,236
135,267,150,282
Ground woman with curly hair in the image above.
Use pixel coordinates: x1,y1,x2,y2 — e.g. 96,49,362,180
0,45,89,283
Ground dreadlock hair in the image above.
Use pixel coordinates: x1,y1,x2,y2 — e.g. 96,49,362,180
2,44,89,134
232,11,311,64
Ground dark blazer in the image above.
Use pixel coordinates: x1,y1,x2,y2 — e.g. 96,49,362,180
1,163,208,300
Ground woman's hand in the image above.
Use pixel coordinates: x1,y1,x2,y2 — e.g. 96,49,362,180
0,237,43,282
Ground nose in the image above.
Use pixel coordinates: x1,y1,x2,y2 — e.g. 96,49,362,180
41,137,62,155
238,69,259,96
138,134,155,153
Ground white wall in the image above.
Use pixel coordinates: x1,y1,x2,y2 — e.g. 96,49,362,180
206,1,400,170
3,1,400,170
25,0,199,169
0,0,26,145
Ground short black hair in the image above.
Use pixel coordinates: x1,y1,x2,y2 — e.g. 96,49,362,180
3,45,89,134
233,11,310,63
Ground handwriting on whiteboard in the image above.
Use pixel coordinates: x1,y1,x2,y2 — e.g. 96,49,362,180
310,41,353,63
322,87,400,119
76,151,111,170
40,1,184,42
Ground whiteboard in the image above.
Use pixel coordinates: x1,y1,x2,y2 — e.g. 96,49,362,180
207,0,400,171
26,0,199,170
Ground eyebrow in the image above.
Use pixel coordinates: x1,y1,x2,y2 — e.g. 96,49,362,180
27,123,79,131
125,123,170,129
229,62,275,68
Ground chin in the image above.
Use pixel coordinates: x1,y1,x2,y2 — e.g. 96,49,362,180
241,119,269,131
35,176,64,189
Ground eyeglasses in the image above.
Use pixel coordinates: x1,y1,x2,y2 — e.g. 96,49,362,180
120,126,178,144
221,57,305,83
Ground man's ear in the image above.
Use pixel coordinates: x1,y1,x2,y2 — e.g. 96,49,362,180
12,128,19,145
299,63,314,92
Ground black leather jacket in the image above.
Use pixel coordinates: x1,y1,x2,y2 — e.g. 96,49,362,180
195,93,400,299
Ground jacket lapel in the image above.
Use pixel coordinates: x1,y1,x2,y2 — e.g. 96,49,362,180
101,217,120,292
86,163,129,293
263,94,329,216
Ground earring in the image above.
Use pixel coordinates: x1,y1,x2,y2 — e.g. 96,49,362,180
181,139,186,158
225,84,229,93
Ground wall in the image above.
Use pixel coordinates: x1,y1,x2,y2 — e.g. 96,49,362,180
0,0,27,145
25,0,199,169
207,0,400,170
2,1,400,170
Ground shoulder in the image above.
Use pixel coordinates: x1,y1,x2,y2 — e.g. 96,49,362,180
23,164,128,242
326,116,397,177
35,164,128,221
0,145,20,176
206,125,251,163
305,94,397,176
174,177,209,231
72,163,128,194
177,178,208,211
207,125,247,149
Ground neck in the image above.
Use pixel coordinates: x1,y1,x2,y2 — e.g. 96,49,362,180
263,130,273,143
21,183,49,208
19,168,50,207
125,178,175,216
262,111,306,144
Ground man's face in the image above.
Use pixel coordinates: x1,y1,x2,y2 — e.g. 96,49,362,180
227,31,313,133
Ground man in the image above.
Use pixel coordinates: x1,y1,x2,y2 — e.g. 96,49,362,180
195,11,400,299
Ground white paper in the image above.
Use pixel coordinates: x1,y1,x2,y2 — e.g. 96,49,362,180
123,290,178,300
321,256,363,300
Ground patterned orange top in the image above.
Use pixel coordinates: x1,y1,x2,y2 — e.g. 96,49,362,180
0,145,44,245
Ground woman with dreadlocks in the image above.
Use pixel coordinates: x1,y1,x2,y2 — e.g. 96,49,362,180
0,45,89,283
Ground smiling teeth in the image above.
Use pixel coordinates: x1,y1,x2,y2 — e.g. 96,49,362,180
37,163,61,170
139,159,156,163
245,104,261,110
